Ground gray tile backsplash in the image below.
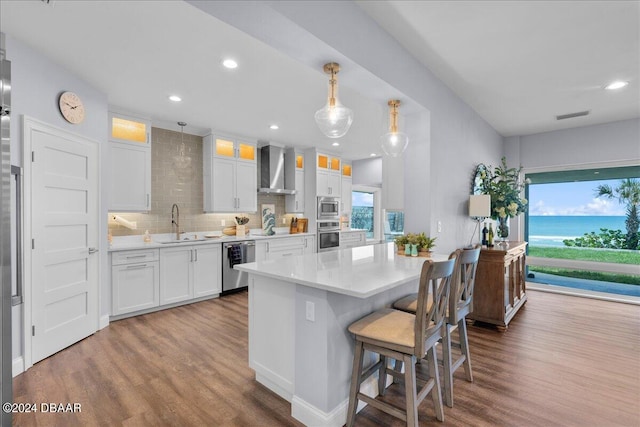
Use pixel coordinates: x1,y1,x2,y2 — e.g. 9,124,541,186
109,127,294,236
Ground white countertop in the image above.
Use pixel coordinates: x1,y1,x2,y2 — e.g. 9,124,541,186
108,232,314,252
234,242,449,298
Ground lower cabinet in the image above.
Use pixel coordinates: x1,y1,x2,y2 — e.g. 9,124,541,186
340,230,367,249
111,249,160,316
159,244,222,305
111,244,221,317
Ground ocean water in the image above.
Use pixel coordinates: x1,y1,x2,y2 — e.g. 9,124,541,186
529,216,626,247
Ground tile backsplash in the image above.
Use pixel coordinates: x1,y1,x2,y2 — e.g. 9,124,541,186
109,127,296,236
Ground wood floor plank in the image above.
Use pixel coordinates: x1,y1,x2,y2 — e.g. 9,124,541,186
12,289,640,426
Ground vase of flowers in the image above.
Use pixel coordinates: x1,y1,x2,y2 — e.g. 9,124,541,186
479,157,528,242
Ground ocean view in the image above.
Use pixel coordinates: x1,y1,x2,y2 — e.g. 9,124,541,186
529,215,626,247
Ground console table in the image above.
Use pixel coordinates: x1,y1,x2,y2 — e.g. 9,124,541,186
469,241,527,331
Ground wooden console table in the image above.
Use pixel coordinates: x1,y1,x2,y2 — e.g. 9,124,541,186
469,241,527,331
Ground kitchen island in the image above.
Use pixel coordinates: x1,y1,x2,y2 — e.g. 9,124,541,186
235,243,447,427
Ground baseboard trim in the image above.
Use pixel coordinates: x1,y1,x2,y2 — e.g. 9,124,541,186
12,356,24,377
291,372,382,427
99,314,110,330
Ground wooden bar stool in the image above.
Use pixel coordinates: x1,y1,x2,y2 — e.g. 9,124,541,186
393,245,481,408
346,254,458,427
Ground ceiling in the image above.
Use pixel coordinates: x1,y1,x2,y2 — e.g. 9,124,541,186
1,1,638,160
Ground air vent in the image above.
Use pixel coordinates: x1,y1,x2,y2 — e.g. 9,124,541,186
556,110,590,120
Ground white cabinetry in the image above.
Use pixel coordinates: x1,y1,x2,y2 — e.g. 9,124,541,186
255,235,316,262
204,135,257,213
111,249,159,315
159,244,222,305
285,149,305,213
341,162,352,216
340,230,367,249
108,111,151,212
314,152,341,197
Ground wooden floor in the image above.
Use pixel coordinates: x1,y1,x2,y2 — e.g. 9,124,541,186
13,289,640,426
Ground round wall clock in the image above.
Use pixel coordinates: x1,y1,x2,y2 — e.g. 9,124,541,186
58,91,85,124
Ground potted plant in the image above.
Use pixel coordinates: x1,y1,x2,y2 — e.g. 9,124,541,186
417,233,436,257
394,234,409,254
479,157,529,242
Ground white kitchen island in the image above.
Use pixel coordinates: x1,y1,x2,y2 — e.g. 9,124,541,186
235,242,447,427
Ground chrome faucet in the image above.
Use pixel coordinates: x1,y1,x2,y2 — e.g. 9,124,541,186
171,203,180,240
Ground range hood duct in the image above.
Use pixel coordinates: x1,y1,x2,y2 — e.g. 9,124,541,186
258,145,295,195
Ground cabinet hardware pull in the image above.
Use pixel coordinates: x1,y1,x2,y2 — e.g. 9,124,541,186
147,193,150,208
88,247,99,254
126,254,146,259
126,264,147,269
282,253,292,256
194,249,198,262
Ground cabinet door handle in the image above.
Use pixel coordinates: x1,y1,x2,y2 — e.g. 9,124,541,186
282,253,292,257
194,249,198,262
266,242,270,253
126,254,146,259
146,194,150,209
88,247,99,254
126,263,147,269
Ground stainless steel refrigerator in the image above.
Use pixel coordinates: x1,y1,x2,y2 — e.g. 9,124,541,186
0,32,13,427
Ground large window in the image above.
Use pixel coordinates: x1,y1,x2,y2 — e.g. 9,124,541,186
525,165,640,297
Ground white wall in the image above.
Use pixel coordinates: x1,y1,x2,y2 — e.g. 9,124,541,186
6,35,109,365
352,157,381,186
507,118,640,171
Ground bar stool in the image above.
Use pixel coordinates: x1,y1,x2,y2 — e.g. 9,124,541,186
393,245,481,408
346,253,458,427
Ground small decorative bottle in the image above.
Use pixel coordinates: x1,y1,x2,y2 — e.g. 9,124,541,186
488,223,494,247
405,243,411,256
481,222,488,247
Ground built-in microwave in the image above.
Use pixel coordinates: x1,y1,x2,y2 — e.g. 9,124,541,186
317,197,339,219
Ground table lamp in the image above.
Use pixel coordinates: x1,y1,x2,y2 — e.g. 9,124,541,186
469,194,491,246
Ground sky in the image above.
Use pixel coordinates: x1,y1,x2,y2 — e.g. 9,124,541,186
529,179,632,216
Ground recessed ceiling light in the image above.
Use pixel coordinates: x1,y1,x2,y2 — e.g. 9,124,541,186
594,171,600,174
169,95,182,102
332,142,339,146
370,153,377,157
269,124,279,130
605,80,628,90
223,59,238,69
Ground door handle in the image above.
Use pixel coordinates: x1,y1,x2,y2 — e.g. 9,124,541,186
88,247,99,254
194,249,198,262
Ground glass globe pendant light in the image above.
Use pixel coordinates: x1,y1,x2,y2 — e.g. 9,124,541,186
380,100,409,157
314,62,354,138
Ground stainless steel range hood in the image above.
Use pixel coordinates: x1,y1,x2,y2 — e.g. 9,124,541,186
258,145,295,195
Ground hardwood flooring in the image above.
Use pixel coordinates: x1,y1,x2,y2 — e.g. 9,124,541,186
13,290,640,426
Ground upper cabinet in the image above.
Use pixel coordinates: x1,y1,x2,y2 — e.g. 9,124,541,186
285,148,305,213
203,135,257,213
108,111,151,212
341,161,352,215
315,152,341,197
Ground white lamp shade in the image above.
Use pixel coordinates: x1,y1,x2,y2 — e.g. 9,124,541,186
469,194,491,218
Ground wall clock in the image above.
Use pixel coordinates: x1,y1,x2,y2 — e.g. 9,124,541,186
58,91,85,124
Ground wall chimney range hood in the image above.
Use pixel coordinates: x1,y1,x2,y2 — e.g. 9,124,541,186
258,145,295,195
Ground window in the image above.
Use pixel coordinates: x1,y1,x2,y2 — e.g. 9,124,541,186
525,165,640,297
351,185,381,241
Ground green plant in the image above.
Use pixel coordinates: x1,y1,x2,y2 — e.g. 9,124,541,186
562,228,636,250
416,232,436,251
595,178,640,250
394,234,409,247
406,233,419,246
479,157,528,219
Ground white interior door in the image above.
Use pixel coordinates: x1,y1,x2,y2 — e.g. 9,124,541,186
28,120,99,364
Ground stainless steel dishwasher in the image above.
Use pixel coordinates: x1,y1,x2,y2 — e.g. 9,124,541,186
222,240,255,294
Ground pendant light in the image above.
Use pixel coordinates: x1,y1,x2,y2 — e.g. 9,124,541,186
173,121,194,182
380,100,409,157
314,62,354,138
